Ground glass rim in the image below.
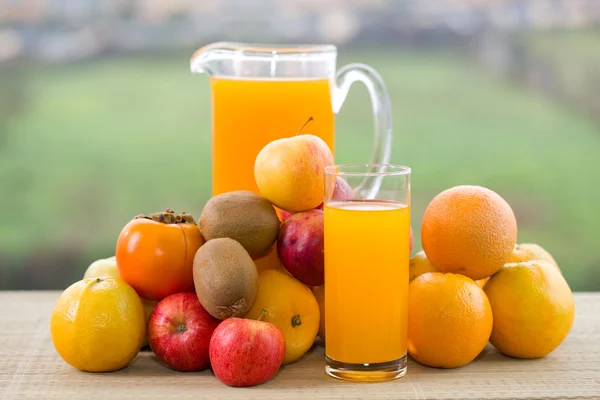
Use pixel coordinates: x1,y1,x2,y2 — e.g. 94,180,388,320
325,164,411,177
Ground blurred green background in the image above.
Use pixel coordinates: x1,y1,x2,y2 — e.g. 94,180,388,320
1,2,599,291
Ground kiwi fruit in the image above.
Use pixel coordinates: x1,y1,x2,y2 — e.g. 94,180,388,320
193,238,258,320
200,190,280,258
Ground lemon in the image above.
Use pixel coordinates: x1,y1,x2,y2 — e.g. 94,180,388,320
83,256,119,279
141,298,157,347
50,277,146,372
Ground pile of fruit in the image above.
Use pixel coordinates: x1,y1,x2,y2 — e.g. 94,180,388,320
408,185,574,368
50,132,334,387
50,127,575,386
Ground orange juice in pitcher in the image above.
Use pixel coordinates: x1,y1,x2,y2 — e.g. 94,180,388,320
190,42,393,195
210,77,334,195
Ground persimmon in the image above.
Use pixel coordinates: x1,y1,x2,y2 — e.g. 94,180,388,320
116,209,204,300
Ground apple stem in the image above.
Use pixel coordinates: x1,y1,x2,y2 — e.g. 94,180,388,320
256,308,267,322
296,116,314,135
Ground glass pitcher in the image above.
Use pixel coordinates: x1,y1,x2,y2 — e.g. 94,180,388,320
190,42,392,196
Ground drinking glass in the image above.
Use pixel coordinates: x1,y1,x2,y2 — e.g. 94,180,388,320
324,164,411,382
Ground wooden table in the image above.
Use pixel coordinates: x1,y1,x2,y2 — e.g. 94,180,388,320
0,292,598,399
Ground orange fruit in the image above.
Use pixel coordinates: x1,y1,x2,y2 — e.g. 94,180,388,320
244,269,319,364
475,277,489,289
508,243,559,271
484,260,574,359
409,251,437,282
410,250,488,288
253,243,283,272
50,278,146,372
408,272,493,368
421,185,517,280
312,285,325,342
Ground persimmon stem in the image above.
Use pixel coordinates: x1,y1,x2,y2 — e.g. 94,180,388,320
134,209,196,225
296,116,314,135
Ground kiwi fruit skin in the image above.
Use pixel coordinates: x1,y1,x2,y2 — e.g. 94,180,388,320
193,238,258,320
199,190,280,258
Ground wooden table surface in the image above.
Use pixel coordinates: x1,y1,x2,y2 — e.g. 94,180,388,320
0,291,598,400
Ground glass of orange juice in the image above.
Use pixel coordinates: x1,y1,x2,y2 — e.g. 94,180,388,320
324,164,411,382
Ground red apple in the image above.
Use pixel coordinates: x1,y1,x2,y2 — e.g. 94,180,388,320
277,177,351,222
278,208,293,221
148,292,220,372
331,175,352,202
210,318,285,387
277,204,322,222
277,209,324,286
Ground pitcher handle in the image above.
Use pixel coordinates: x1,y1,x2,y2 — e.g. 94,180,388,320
332,63,392,198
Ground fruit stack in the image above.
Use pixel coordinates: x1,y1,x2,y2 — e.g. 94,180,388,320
50,129,575,385
408,185,575,368
50,132,335,387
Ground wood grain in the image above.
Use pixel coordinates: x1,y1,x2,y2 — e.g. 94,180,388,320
0,292,598,399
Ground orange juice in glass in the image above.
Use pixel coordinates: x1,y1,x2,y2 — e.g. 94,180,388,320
190,42,394,195
324,164,411,382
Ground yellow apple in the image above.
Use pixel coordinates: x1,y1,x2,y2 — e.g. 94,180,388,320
254,134,333,212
